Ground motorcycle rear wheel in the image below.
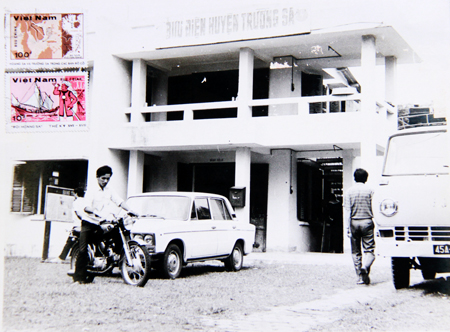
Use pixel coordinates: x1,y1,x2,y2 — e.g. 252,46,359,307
121,241,151,287
69,245,95,283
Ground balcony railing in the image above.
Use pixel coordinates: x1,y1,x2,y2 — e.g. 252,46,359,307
125,94,363,122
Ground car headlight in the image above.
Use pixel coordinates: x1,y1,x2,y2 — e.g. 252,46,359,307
133,234,155,246
143,234,155,246
133,234,144,242
379,199,398,217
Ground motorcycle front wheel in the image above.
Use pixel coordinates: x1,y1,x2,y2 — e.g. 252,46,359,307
121,241,151,287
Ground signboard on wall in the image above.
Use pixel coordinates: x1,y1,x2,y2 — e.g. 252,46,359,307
158,4,310,49
5,13,86,69
44,186,74,222
5,71,88,133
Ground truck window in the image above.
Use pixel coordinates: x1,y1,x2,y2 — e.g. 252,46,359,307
383,131,449,176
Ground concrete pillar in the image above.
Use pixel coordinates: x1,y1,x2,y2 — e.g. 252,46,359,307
237,48,254,119
266,150,291,251
385,56,397,104
127,150,145,196
361,35,377,113
268,57,301,116
360,140,378,188
342,150,355,253
152,71,168,121
385,56,398,130
131,59,146,123
234,148,251,221
359,35,379,187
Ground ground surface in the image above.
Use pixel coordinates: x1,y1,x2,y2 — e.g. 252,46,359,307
2,255,450,331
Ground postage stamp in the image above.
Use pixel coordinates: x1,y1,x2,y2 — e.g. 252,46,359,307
6,13,86,68
6,72,88,133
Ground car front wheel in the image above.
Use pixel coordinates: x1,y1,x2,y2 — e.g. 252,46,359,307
225,243,243,272
162,244,182,279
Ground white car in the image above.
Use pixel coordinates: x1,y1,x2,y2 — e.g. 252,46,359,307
127,192,256,279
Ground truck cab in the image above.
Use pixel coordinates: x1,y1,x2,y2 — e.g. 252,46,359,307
373,125,450,289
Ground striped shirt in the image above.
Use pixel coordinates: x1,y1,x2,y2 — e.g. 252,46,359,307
343,182,374,219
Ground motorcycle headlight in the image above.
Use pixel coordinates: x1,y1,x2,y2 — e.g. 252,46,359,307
123,216,136,229
380,199,398,217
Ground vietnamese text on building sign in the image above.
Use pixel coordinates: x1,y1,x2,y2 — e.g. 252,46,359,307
5,13,86,69
161,6,310,48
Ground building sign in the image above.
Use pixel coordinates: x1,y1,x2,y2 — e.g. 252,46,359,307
158,5,310,48
44,186,74,222
5,13,86,69
5,72,88,133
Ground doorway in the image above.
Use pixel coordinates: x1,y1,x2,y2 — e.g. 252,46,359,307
297,158,343,253
250,164,269,252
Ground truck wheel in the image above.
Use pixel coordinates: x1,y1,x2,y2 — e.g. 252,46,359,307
392,257,410,289
421,269,436,280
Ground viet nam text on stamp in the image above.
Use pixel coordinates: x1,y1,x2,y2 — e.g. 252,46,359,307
6,13,85,68
6,72,89,133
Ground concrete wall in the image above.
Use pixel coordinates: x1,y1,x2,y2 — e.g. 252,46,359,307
266,149,311,252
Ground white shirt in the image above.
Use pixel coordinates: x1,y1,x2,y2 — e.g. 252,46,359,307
84,185,124,221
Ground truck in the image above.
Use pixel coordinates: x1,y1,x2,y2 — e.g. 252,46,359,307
373,124,450,289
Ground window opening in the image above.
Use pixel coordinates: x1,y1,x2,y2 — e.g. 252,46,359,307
211,198,232,220
194,198,211,220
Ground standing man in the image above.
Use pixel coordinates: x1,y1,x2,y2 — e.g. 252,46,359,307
72,165,134,283
344,168,375,285
53,81,77,121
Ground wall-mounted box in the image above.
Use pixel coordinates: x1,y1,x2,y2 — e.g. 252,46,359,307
229,187,246,207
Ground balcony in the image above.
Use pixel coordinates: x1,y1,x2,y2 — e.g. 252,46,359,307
115,94,394,153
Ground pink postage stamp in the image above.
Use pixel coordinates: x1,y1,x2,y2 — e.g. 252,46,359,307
6,72,88,132
6,13,85,68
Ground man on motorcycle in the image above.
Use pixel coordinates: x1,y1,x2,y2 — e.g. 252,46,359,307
72,165,136,284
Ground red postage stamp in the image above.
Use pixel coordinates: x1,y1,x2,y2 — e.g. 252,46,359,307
6,13,85,68
6,72,88,132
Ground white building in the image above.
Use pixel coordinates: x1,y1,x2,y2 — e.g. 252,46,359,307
1,1,421,258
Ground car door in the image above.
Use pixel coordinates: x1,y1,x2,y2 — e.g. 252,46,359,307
210,198,237,255
186,197,218,258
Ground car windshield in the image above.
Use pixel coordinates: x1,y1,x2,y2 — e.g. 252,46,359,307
383,131,450,176
125,196,191,221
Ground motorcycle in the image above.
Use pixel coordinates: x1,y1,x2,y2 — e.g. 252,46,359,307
68,214,151,287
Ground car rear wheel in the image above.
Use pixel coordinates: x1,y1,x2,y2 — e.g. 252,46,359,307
162,244,182,279
392,257,410,289
225,243,243,272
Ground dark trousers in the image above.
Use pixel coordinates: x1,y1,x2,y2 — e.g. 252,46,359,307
350,218,375,276
73,221,101,281
59,235,76,260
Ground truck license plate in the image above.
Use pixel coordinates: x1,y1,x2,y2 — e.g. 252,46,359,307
434,244,450,254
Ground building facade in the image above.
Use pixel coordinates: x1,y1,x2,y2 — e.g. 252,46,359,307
2,1,420,258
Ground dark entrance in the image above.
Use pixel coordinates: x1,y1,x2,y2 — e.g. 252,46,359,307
178,163,235,198
250,164,269,252
297,158,343,253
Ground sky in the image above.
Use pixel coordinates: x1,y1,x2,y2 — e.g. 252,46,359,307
378,0,450,114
